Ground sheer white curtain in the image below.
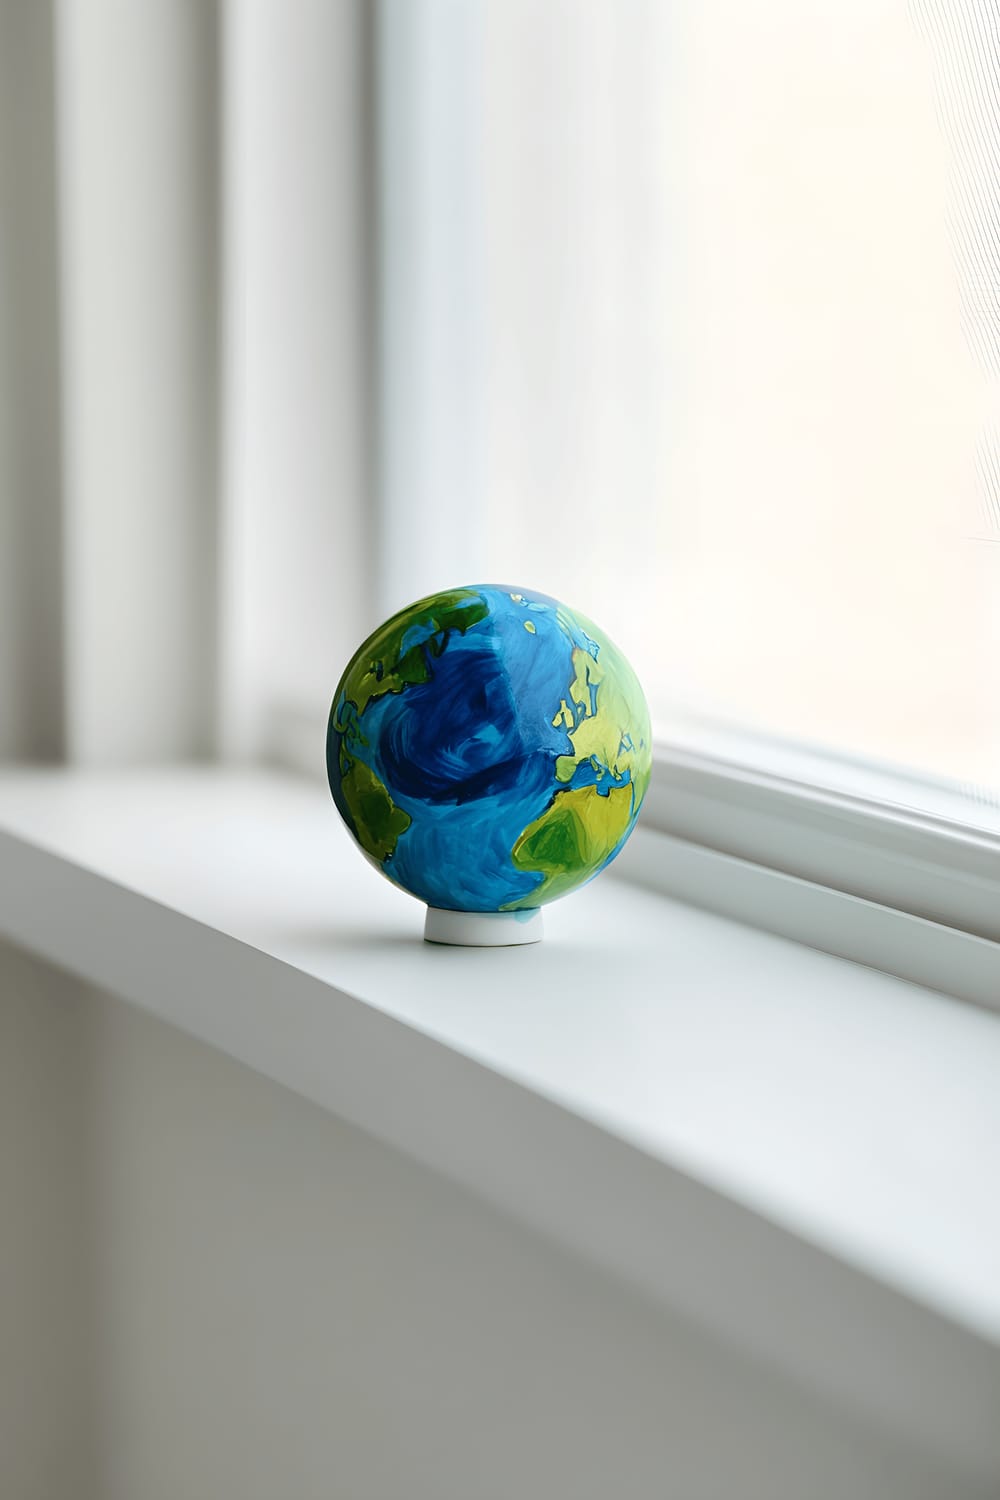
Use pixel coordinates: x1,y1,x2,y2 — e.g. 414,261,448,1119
0,0,370,768
375,0,673,647
221,0,371,763
0,0,68,761
1,0,220,763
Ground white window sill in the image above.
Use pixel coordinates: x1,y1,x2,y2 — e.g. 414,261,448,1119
1,766,998,1483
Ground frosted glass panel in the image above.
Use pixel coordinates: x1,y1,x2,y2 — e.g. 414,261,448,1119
385,0,999,795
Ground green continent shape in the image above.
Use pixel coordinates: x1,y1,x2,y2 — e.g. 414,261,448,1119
336,588,489,719
510,608,652,907
340,758,412,863
509,782,634,905
331,588,487,867
551,609,652,803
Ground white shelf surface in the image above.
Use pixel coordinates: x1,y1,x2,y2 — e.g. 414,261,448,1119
1,767,999,1481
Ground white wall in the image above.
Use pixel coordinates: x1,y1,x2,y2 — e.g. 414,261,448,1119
0,940,984,1500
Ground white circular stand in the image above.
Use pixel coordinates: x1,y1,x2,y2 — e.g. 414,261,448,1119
423,906,544,947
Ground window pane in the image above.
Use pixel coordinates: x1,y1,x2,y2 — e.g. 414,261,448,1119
392,0,999,800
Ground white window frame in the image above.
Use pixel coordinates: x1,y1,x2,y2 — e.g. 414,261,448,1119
624,723,1000,1012
234,2,999,1010
645,718,1000,941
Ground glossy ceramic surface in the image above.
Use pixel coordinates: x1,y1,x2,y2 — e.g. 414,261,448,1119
327,585,651,913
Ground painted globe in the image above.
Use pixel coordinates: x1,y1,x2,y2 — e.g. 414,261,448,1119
327,585,651,914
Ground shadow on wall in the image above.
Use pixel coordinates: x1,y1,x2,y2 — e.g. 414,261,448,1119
0,0,65,761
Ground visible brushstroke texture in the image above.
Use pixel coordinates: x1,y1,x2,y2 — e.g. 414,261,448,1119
511,781,635,904
338,758,412,863
327,585,651,912
335,589,489,719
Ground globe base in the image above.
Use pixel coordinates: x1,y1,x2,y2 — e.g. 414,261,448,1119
423,906,544,947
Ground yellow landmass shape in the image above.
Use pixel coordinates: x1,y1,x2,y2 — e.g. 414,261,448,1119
553,633,651,805
509,782,634,905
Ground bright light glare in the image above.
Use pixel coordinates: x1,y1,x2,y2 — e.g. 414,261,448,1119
475,0,999,796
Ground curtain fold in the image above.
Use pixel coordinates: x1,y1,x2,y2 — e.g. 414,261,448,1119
219,0,372,764
0,0,65,759
1,0,220,765
0,0,373,767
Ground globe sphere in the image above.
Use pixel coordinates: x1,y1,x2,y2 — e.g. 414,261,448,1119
327,585,651,925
